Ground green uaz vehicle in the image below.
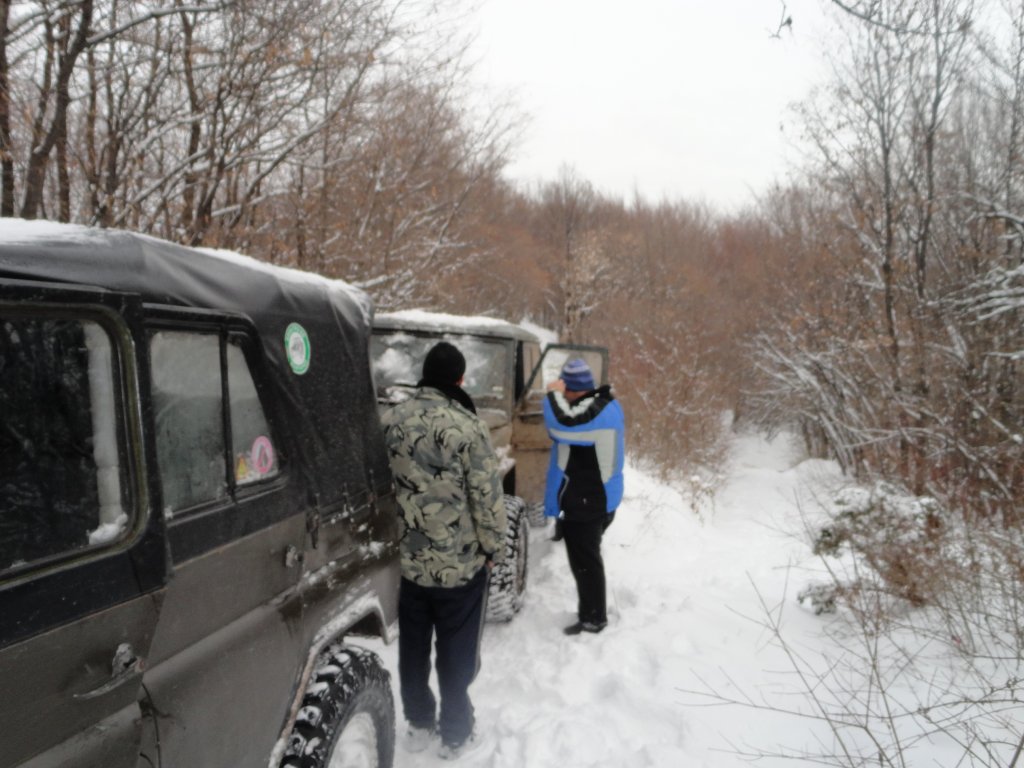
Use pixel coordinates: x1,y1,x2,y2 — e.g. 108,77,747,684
0,222,400,768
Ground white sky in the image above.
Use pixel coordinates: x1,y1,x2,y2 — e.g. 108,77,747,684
470,0,831,211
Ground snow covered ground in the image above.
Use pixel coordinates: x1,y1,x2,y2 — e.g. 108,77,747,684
366,430,853,767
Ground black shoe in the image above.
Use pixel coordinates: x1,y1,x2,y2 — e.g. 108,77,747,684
563,620,607,635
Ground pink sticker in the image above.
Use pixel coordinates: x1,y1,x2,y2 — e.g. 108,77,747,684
251,436,275,475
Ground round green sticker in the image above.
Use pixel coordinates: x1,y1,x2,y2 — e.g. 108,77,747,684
284,323,311,375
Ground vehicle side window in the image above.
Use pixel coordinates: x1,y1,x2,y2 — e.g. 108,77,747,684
228,341,278,485
522,341,541,398
150,331,227,513
371,332,509,403
0,316,130,573
460,338,509,401
150,329,279,517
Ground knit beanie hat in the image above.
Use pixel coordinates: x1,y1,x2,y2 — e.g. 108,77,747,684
560,358,595,392
422,341,466,385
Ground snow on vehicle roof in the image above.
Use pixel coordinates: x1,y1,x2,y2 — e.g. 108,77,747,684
374,309,540,342
195,246,371,326
0,218,110,244
0,218,372,324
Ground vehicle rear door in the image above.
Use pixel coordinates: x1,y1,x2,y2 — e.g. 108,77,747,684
0,281,167,768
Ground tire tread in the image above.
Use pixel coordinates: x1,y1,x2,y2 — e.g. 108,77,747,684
280,645,394,768
486,495,528,622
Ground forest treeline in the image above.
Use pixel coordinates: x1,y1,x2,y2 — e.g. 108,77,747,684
1,0,1020,528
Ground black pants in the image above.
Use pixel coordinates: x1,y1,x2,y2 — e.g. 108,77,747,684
398,567,488,747
562,518,607,624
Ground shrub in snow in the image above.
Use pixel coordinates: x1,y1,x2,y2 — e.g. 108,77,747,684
797,581,838,615
812,481,945,606
687,472,722,523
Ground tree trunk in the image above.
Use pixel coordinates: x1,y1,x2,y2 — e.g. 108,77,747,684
20,0,94,220
0,0,13,216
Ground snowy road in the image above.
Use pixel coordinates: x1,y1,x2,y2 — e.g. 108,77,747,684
366,432,843,767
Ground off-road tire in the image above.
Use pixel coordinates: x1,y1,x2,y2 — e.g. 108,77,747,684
526,500,547,528
280,645,395,768
486,495,529,622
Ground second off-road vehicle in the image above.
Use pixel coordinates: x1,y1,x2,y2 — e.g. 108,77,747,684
370,310,608,622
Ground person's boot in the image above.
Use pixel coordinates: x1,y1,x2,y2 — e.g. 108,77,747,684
563,620,607,635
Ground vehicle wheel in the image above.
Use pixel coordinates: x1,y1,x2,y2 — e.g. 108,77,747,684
281,645,395,768
526,500,547,528
486,495,528,622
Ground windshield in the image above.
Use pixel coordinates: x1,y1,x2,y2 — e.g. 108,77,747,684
371,331,510,405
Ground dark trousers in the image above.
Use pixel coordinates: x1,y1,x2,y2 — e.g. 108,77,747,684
398,567,487,747
562,518,607,624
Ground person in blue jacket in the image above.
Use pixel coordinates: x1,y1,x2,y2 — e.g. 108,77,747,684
543,358,625,635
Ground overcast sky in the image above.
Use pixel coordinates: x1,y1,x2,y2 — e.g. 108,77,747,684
471,0,831,211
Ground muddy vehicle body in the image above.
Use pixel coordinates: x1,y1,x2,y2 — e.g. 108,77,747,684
370,310,608,620
0,222,400,768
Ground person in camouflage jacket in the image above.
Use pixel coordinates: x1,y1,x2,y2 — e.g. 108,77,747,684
383,388,505,588
381,341,506,756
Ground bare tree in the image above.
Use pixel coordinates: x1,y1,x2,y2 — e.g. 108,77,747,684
536,166,598,342
1,0,515,271
0,0,13,216
16,0,94,220
753,0,1023,509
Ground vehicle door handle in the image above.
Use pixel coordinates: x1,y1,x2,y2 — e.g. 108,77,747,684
74,643,144,701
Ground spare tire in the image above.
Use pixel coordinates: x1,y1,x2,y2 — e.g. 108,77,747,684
280,645,395,768
486,495,529,622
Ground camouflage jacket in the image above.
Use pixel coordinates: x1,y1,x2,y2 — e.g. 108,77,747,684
381,387,506,587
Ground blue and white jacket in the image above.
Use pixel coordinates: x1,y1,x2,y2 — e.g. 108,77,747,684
543,386,625,521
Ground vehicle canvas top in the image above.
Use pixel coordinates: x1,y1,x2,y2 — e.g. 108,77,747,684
0,219,390,511
374,309,541,344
